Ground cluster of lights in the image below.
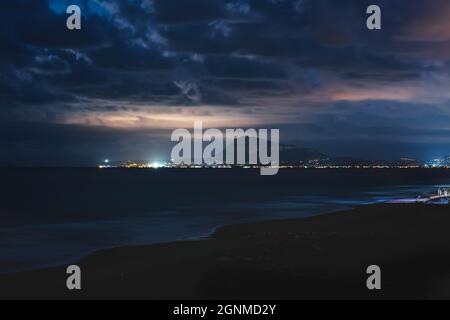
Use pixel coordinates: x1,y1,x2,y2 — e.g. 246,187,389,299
98,159,166,169
149,162,162,168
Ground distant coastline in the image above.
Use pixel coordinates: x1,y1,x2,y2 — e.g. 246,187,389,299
2,165,450,169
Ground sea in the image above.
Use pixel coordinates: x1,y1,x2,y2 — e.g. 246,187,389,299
1,168,450,273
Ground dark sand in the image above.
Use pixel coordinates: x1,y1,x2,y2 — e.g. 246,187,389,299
2,203,450,299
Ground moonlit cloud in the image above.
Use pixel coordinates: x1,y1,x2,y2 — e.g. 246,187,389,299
59,106,266,129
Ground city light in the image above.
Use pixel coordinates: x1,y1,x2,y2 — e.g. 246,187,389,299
151,162,162,168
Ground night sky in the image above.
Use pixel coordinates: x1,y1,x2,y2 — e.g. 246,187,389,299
1,0,450,165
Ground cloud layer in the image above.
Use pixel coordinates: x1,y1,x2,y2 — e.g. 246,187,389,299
1,0,450,163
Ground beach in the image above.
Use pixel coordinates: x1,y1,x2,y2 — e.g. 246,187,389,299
2,202,450,299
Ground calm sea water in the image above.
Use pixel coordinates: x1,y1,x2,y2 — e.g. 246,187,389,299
1,168,450,273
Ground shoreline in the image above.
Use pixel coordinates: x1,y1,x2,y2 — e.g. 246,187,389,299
2,202,450,299
0,204,350,275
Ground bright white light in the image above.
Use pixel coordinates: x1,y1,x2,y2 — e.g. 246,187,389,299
151,162,162,168
104,159,109,163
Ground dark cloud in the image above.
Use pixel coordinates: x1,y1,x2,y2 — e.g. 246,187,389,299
89,44,174,71
0,0,450,164
154,0,226,24
0,65,77,106
2,0,447,108
205,55,286,79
